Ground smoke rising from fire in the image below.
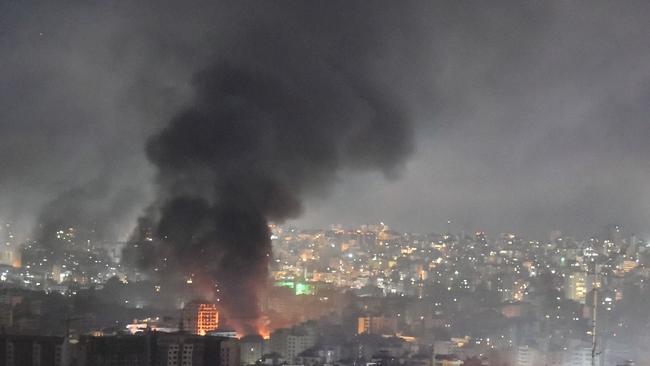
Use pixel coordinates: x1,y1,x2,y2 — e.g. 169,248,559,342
126,25,414,333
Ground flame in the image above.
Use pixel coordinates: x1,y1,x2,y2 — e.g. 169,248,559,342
235,316,271,339
256,324,271,339
233,316,271,339
257,315,271,339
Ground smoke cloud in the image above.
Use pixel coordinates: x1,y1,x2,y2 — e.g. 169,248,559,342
34,177,140,259
3,0,648,313
126,17,414,333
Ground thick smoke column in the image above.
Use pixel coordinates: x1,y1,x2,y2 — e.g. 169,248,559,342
128,25,414,333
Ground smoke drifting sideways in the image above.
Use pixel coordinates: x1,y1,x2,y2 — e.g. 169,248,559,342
34,178,142,261
125,35,414,333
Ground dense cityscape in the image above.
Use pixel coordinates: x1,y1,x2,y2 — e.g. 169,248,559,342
3,1,650,366
0,220,645,365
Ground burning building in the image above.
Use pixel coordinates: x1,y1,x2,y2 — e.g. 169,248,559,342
124,3,413,336
183,302,219,336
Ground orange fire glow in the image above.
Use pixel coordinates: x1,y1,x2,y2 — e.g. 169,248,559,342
256,324,271,339
196,303,219,335
232,316,271,339
257,315,271,339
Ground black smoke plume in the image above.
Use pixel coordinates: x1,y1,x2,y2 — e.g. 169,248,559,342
127,19,414,334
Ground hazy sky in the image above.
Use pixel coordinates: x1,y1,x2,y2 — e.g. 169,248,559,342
1,1,649,240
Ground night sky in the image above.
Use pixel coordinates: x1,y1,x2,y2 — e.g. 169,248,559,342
1,1,649,240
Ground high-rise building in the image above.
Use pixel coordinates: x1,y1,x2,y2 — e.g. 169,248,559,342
220,339,240,366
516,344,543,366
269,321,317,362
0,248,19,268
564,272,593,304
433,340,459,359
286,333,315,362
77,334,152,366
0,223,19,268
182,302,219,336
564,347,593,366
239,335,264,365
0,335,63,366
268,328,289,358
357,315,397,335
78,332,228,366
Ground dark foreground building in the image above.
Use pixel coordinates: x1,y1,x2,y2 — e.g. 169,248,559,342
73,332,232,366
0,335,63,366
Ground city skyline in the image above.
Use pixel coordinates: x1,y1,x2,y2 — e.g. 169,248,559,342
0,1,649,366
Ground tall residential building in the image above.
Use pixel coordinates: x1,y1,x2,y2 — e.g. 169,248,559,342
239,335,264,366
78,332,227,366
0,335,63,366
433,340,459,359
0,223,19,268
0,248,19,268
516,344,544,366
78,334,152,366
287,333,314,362
269,321,317,362
357,315,398,335
564,347,593,366
220,339,240,366
564,272,593,304
182,302,219,335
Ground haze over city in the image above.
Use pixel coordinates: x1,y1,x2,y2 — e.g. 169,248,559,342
0,1,649,366
2,1,649,239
